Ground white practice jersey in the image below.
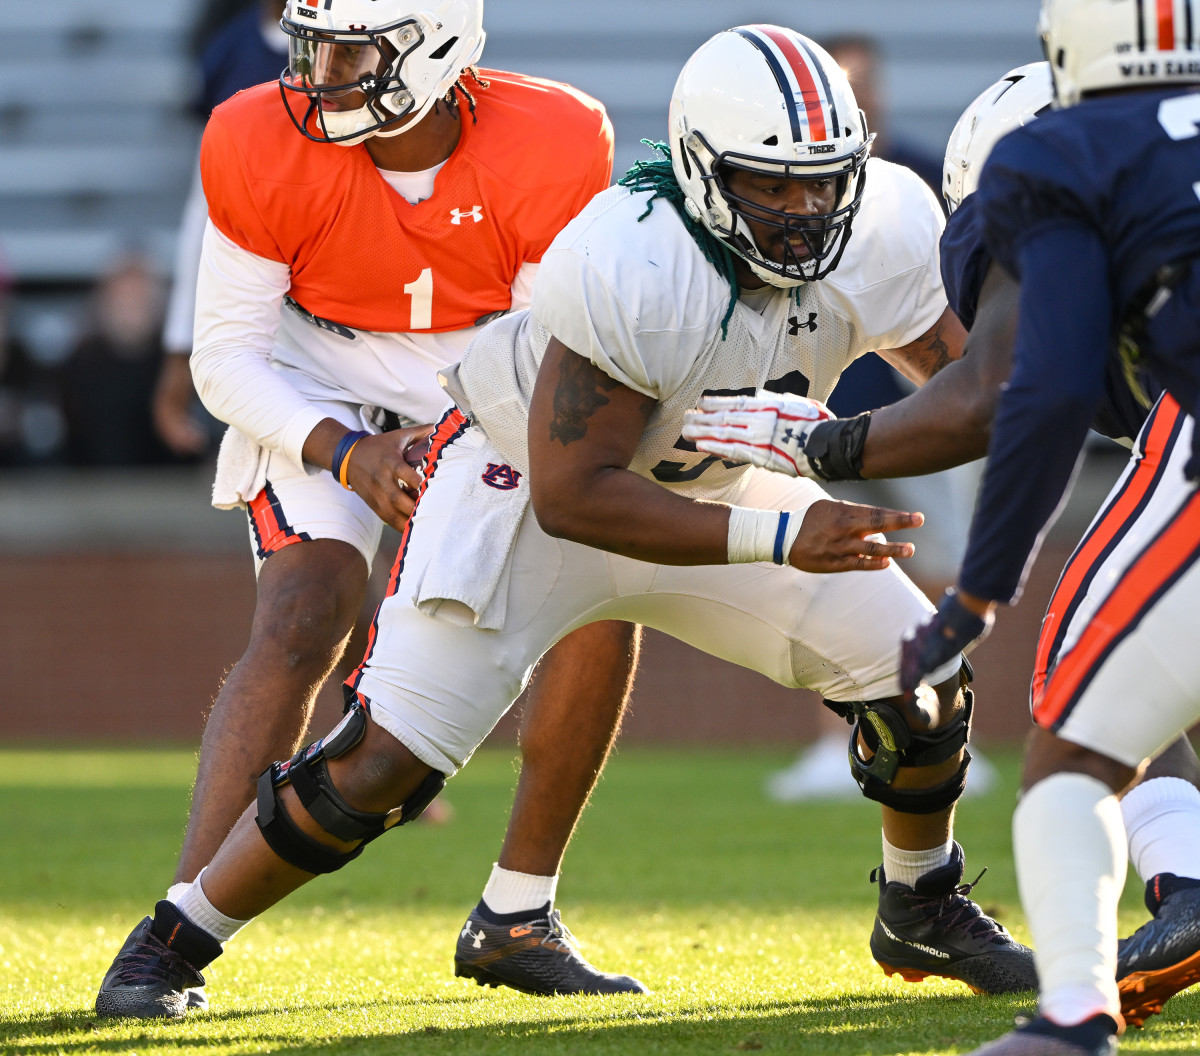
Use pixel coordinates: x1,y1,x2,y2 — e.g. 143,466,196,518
451,159,945,503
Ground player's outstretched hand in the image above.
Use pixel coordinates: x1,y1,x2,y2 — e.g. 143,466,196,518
900,589,993,695
346,424,435,532
788,498,920,573
682,391,834,477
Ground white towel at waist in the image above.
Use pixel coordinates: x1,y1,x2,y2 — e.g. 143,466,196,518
211,426,270,510
412,436,529,631
210,405,409,510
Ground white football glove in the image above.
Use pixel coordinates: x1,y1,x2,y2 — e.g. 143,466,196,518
681,390,835,478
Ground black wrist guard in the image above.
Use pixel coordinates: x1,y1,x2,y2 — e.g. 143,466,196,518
801,412,872,482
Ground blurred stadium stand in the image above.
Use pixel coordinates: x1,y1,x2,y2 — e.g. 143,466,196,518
2,0,1066,745
0,0,1040,285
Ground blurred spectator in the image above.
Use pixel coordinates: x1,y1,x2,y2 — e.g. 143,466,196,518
60,255,178,467
765,36,994,804
153,0,287,458
825,34,944,196
0,258,66,467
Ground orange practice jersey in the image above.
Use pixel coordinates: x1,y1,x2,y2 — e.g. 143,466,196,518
200,73,613,333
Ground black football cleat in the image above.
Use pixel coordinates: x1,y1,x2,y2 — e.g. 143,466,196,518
1116,872,1200,1026
454,902,648,996
95,902,221,1019
965,1013,1120,1056
870,842,1038,995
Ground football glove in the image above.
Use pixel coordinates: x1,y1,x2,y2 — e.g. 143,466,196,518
900,590,993,695
681,391,835,478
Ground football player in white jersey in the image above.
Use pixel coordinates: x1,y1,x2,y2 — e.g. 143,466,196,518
96,26,1036,1016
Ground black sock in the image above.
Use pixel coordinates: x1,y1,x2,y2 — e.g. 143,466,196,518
474,898,552,926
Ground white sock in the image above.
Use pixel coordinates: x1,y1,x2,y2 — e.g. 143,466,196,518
1015,773,1125,1025
1121,776,1200,883
881,835,954,889
169,868,250,943
165,882,190,904
481,863,558,916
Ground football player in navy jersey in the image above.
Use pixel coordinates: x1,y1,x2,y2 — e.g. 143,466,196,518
901,1,1200,1052
685,55,1200,1043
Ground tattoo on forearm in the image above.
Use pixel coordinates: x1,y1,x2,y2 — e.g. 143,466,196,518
548,352,620,446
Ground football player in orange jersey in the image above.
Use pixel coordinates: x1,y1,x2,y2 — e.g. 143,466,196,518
104,0,648,1015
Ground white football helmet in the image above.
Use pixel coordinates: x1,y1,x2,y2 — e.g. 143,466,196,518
1039,0,1200,107
279,0,485,145
942,63,1054,213
669,26,873,286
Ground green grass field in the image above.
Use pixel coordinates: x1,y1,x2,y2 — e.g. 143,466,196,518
2,746,1198,1055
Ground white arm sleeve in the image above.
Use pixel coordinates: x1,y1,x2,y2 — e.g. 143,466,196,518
161,158,209,356
191,222,326,468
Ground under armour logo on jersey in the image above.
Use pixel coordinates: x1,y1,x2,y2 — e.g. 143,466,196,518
482,463,522,490
451,206,484,225
788,313,819,335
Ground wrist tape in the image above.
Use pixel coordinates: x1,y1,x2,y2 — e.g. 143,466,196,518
727,506,804,565
802,413,871,482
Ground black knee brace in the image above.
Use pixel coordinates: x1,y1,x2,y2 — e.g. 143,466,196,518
824,669,975,815
254,701,446,874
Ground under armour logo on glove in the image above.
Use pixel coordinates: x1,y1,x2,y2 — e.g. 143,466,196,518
681,390,834,478
788,313,818,335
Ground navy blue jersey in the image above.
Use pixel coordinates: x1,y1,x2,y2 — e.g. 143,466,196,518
940,193,1159,445
196,7,287,118
939,195,991,333
959,87,1200,602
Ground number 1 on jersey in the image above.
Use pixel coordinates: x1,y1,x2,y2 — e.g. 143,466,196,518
404,268,433,330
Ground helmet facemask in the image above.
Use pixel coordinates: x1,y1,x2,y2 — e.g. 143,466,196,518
281,18,426,144
717,151,868,285
680,128,871,287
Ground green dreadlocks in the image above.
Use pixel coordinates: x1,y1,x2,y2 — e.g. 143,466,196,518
617,141,739,337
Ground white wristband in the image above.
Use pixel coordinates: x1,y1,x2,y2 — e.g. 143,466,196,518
727,506,803,565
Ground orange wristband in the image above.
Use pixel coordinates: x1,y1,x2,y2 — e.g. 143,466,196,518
338,437,365,490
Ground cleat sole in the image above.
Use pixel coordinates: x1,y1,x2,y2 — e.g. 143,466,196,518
877,960,985,995
1119,948,1200,1028
455,960,547,996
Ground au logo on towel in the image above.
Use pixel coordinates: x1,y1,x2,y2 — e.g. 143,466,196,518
482,464,522,490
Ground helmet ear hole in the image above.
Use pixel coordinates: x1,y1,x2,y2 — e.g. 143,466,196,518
429,36,458,60
762,134,778,146
678,139,693,179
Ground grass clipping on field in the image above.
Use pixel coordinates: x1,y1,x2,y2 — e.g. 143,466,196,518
1,747,1196,1055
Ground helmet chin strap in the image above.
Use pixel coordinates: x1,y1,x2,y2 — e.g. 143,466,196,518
328,81,453,146
728,216,810,289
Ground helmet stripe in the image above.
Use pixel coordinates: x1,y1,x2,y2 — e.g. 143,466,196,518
1137,0,1148,50
757,26,830,141
735,28,803,142
793,35,841,138
1159,0,1177,48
